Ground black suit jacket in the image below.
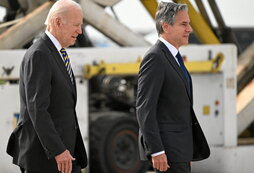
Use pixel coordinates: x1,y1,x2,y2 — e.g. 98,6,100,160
136,40,210,163
6,33,87,172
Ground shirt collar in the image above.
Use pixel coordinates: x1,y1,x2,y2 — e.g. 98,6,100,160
45,30,62,52
158,37,178,57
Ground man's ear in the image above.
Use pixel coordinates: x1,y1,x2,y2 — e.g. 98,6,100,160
55,17,62,27
161,22,170,33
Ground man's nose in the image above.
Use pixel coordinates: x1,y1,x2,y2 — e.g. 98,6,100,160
77,27,82,34
187,24,193,33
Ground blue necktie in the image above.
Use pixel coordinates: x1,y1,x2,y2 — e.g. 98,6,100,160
176,52,191,93
60,48,73,83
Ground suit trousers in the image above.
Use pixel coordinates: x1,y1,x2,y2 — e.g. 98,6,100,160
155,162,191,173
20,160,82,173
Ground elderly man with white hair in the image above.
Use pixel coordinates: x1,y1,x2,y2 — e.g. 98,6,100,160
6,0,87,173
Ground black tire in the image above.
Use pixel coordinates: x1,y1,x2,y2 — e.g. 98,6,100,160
90,113,149,173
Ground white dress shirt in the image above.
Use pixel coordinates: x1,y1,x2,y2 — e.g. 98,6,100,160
45,30,65,61
158,37,180,65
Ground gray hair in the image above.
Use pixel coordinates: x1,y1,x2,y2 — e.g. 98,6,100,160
45,0,82,26
155,2,188,35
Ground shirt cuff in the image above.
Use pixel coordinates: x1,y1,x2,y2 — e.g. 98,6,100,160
151,151,165,157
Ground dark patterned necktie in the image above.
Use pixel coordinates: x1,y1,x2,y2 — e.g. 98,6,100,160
60,48,73,83
176,52,190,93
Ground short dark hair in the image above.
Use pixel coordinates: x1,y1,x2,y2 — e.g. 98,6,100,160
155,2,188,35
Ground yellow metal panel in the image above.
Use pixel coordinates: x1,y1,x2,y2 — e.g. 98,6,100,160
203,105,210,115
185,53,224,73
83,58,142,79
83,53,224,79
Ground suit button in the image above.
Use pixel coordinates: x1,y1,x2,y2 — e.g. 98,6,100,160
74,125,78,130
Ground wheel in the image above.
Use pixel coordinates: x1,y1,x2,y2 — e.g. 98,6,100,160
90,113,149,173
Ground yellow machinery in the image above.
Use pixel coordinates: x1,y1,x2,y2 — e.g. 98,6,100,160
83,53,224,79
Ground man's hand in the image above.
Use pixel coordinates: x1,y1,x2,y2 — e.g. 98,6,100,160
55,150,75,173
152,153,170,172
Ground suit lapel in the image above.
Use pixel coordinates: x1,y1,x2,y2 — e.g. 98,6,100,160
156,41,192,102
41,33,76,100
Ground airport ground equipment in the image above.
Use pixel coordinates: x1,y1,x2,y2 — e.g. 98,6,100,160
1,44,254,173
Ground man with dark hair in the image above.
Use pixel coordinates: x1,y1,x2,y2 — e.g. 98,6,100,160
136,2,210,173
